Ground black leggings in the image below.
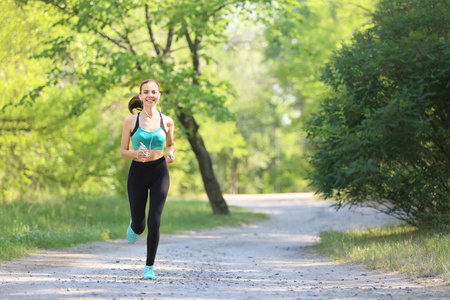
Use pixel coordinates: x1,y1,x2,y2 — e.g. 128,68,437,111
127,157,170,266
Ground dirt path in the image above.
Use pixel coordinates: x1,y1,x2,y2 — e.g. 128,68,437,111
0,193,448,299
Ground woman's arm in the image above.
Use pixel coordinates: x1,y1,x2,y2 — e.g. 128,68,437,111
165,116,176,163
120,115,140,160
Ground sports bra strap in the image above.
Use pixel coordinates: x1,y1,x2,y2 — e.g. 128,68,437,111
131,112,166,136
131,112,140,136
159,112,167,133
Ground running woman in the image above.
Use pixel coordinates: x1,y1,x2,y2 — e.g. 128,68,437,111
120,79,175,279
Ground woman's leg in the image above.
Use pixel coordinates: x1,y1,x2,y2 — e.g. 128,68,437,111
146,165,170,266
127,162,149,235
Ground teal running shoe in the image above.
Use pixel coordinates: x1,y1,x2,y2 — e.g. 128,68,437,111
127,219,138,244
143,265,156,279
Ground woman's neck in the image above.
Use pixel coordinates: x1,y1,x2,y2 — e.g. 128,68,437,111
143,106,157,118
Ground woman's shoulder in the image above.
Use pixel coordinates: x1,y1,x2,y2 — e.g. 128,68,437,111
160,113,174,126
124,113,139,126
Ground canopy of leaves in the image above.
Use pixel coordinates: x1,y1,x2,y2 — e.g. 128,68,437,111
306,0,450,229
1,0,275,201
263,0,375,124
12,1,277,123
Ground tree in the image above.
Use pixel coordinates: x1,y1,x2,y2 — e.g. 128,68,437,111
306,0,449,229
263,0,375,125
224,0,375,193
11,0,269,214
202,1,375,194
208,17,285,194
0,0,119,200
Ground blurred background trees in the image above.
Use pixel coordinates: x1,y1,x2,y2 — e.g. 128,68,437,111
1,0,371,201
2,0,446,228
0,0,367,199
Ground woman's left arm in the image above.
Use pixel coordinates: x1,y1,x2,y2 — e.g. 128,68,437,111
165,116,176,163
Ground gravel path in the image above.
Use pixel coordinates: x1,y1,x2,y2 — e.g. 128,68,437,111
0,193,448,299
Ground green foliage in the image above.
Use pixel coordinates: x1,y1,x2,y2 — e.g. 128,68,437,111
306,0,450,229
318,224,450,279
12,0,255,120
0,0,264,200
1,0,395,199
264,0,375,123
198,1,374,193
202,12,314,193
217,0,374,193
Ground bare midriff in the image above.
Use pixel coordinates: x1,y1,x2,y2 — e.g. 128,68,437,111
133,149,164,162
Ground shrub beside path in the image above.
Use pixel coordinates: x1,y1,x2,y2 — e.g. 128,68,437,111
0,193,448,299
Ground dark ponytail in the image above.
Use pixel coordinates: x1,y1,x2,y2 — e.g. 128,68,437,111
127,79,160,114
128,95,143,114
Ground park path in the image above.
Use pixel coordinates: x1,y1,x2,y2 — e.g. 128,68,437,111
0,193,448,299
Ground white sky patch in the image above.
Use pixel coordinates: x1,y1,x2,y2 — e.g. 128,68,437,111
282,114,292,125
272,83,283,94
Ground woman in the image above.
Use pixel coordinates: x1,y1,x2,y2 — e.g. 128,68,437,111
120,79,175,279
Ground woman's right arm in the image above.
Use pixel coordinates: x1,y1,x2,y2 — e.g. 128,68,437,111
120,115,139,160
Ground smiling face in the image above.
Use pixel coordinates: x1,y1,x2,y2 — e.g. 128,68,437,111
140,81,160,109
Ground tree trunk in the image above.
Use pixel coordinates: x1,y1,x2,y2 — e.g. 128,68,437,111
274,128,280,193
231,157,239,194
183,30,230,214
176,108,230,215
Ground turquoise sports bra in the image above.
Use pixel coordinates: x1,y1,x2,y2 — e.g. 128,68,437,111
131,112,166,150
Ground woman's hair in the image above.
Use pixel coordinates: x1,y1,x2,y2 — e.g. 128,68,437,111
128,79,160,114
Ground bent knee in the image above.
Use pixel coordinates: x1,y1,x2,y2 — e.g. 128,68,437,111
134,227,145,235
132,222,146,235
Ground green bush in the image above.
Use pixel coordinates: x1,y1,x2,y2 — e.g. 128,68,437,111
306,0,450,229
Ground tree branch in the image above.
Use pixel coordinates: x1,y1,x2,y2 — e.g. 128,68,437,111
164,27,175,56
185,31,195,53
185,30,201,84
145,4,162,56
45,2,135,55
208,3,227,18
349,3,374,15
119,18,137,56
110,24,128,42
193,36,200,72
95,29,130,51
167,46,189,53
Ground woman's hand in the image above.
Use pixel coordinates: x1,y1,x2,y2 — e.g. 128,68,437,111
166,152,175,163
137,149,151,162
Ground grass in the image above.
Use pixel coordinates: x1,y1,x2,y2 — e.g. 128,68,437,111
0,195,269,262
317,224,450,280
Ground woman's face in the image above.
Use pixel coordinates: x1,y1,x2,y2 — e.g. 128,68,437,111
140,81,160,108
